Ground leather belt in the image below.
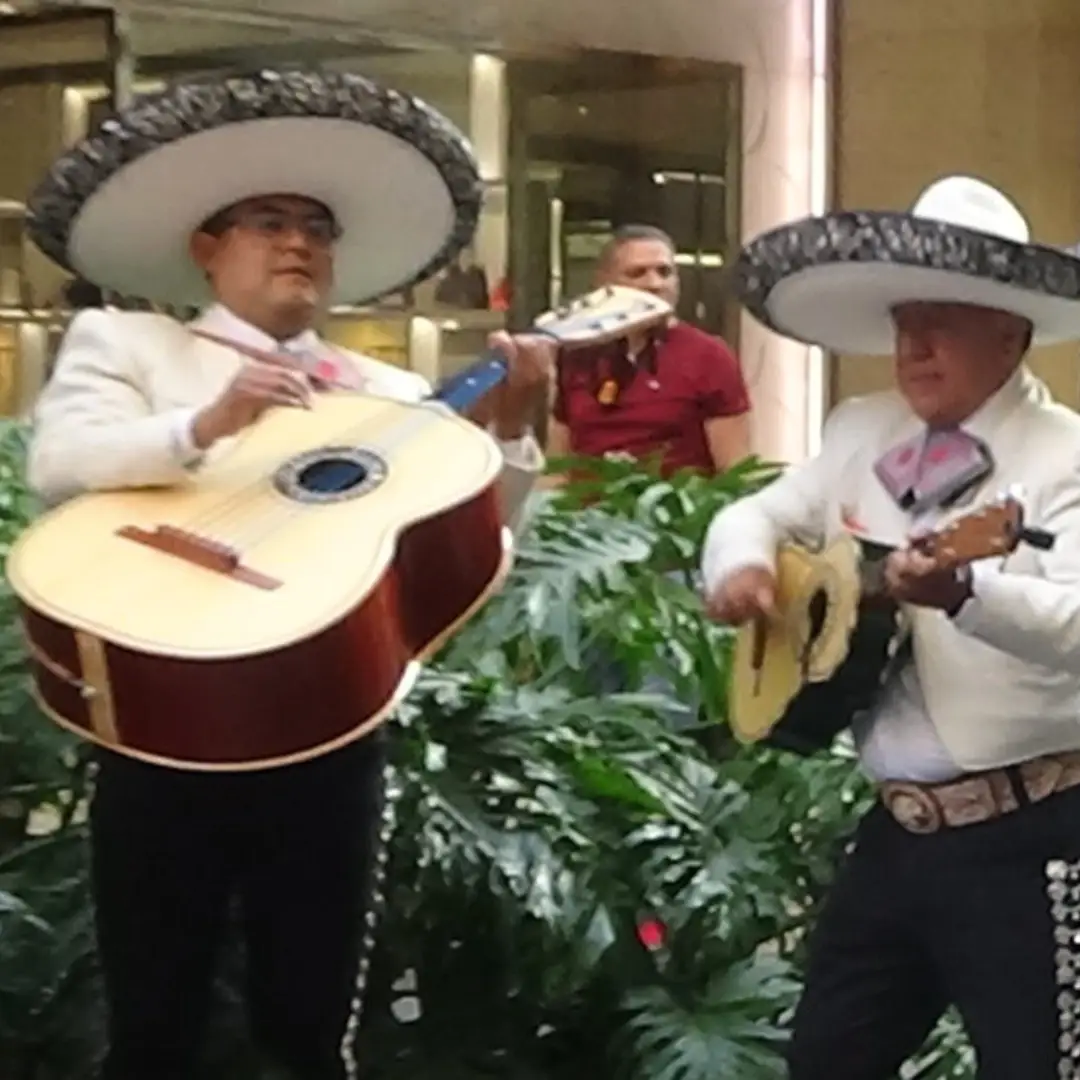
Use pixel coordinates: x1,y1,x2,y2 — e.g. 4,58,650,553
879,750,1080,835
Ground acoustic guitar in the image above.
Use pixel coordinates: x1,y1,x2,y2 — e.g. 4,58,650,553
8,285,671,771
728,495,1055,755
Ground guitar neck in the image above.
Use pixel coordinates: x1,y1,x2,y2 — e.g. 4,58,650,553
431,349,510,413
429,285,672,414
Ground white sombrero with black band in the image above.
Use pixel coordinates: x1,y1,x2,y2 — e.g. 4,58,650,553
26,68,483,307
735,175,1080,355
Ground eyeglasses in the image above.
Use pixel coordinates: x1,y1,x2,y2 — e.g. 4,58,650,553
220,208,342,245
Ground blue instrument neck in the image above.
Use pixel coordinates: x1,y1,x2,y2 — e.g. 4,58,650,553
430,348,511,414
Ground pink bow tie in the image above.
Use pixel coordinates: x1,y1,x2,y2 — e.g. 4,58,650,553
874,429,993,514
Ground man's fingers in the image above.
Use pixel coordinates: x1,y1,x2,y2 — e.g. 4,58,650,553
705,589,739,624
707,585,773,625
754,584,775,616
488,330,516,361
239,371,311,409
908,551,939,574
888,549,937,579
240,362,310,389
268,388,311,409
705,595,728,622
883,553,906,592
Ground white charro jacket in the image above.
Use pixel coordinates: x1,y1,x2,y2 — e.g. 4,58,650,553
701,367,1080,773
26,305,543,529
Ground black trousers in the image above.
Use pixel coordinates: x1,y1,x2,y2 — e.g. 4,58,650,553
788,780,1080,1080
90,733,387,1079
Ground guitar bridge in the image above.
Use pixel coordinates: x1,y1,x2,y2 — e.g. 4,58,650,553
117,525,282,591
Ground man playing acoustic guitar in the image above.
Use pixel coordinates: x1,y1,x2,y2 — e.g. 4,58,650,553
702,175,1080,1079
22,70,552,1079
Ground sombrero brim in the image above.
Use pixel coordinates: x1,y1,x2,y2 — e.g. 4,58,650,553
26,70,482,307
735,211,1080,355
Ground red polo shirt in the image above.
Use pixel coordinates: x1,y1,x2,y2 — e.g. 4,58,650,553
552,321,749,476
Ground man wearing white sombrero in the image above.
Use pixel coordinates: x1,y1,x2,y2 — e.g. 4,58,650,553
702,174,1080,1078
23,70,553,1079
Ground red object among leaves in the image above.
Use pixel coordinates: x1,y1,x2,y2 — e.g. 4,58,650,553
636,919,666,951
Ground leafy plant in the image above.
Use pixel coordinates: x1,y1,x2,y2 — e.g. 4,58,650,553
0,425,973,1079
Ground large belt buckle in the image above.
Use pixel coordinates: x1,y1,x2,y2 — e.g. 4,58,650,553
882,783,943,835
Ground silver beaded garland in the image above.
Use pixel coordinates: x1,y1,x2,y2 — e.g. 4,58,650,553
338,761,402,1079
1047,859,1080,1079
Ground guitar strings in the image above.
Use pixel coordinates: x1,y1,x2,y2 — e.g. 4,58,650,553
180,289,654,537
224,401,461,551
176,358,509,552
166,335,523,543
177,394,402,534
172,321,534,539
146,292,661,558
172,330,402,534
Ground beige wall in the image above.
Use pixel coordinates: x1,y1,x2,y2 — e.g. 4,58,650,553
833,0,1080,409
0,82,71,415
0,81,70,310
0,83,65,203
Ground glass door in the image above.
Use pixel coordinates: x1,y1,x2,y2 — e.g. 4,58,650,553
506,49,741,339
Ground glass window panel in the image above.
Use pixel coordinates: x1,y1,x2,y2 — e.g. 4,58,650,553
506,49,741,337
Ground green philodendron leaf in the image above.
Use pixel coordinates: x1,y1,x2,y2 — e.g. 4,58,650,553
621,971,793,1080
566,755,668,815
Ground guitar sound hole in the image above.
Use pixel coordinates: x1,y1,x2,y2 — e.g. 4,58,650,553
807,588,829,643
274,446,388,505
298,457,367,494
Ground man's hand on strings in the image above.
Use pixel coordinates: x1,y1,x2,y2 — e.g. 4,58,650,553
705,565,777,625
884,545,973,613
192,361,311,449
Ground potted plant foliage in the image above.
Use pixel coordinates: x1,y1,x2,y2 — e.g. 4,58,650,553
0,423,973,1079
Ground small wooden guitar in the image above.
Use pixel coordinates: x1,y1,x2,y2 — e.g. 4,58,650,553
8,285,671,772
728,495,1056,755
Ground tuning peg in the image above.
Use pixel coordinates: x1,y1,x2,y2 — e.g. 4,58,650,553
993,485,1053,550
1019,527,1056,550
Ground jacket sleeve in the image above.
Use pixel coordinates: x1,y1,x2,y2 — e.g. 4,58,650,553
951,461,1080,672
493,433,544,535
27,310,201,506
700,399,860,593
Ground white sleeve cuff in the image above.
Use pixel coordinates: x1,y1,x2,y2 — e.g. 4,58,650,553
171,408,205,468
950,561,999,634
496,430,545,474
700,509,778,596
701,549,775,597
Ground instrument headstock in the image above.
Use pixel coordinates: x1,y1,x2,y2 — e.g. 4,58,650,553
913,494,1055,569
534,285,672,350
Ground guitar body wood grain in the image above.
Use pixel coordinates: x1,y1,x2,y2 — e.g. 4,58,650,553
8,392,510,771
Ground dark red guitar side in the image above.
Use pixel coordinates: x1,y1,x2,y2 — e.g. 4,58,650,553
19,485,506,771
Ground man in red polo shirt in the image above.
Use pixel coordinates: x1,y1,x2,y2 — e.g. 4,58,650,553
549,224,751,476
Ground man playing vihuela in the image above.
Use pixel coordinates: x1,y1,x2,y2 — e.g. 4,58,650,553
20,68,553,1079
702,174,1080,1079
